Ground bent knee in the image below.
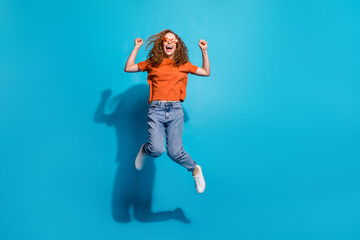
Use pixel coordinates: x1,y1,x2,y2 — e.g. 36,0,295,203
147,145,165,158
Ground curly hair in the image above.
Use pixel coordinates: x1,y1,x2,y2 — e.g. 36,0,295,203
145,29,190,67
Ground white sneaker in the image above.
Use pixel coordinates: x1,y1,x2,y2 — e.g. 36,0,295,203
135,143,147,170
193,165,206,193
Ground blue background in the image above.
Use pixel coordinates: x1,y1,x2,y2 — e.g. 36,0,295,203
1,0,360,239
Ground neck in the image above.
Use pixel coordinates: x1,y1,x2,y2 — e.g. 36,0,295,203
164,55,174,59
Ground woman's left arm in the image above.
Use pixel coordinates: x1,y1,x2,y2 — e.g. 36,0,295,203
194,39,210,76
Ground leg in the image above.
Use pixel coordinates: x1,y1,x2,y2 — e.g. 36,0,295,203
144,108,166,158
166,107,196,171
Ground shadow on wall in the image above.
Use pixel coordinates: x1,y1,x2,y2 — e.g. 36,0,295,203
93,84,191,224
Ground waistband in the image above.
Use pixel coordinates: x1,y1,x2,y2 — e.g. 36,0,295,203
150,100,181,107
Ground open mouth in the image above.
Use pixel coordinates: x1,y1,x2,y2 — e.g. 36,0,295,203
165,45,173,52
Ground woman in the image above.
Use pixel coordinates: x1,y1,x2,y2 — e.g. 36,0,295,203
124,29,210,193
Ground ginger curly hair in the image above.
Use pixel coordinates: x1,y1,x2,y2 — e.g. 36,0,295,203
145,29,190,67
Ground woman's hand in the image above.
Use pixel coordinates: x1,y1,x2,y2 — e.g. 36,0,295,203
194,39,210,76
135,38,143,49
199,39,207,51
125,38,142,72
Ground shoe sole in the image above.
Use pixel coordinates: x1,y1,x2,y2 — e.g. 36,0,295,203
194,165,206,193
135,143,146,170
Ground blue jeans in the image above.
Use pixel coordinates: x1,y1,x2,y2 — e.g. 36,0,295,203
143,101,196,172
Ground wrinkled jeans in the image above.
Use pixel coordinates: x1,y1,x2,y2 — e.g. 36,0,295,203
143,101,196,171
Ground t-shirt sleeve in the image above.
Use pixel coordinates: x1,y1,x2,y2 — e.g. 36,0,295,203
137,60,149,72
186,61,198,74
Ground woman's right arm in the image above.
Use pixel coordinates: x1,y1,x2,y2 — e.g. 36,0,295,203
124,38,143,72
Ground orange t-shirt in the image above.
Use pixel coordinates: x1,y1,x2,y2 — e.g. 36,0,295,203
137,58,198,103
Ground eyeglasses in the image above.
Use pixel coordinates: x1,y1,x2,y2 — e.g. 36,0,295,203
162,38,178,44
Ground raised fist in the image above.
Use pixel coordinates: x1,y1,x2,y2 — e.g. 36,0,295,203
135,38,143,48
199,39,207,51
